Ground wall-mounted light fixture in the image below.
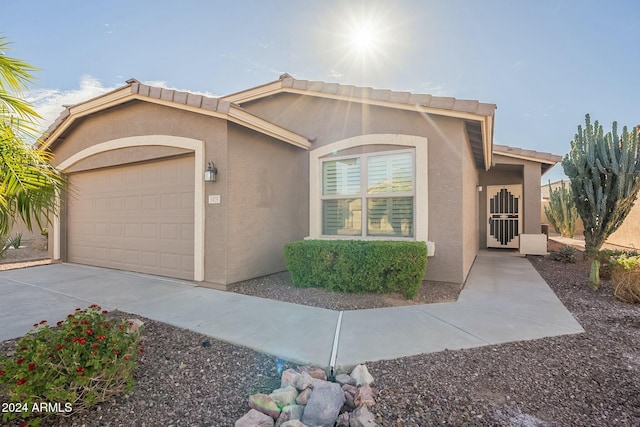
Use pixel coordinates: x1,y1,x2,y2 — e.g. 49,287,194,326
204,162,218,182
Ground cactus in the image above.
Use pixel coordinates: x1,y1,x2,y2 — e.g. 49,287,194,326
589,259,601,290
544,180,578,237
562,115,640,254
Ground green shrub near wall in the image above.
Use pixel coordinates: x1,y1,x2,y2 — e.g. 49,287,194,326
284,240,427,299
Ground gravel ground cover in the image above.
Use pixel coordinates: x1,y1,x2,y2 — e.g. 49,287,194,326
227,272,461,310
0,240,51,271
1,241,639,426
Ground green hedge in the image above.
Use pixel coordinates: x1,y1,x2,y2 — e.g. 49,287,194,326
284,240,427,299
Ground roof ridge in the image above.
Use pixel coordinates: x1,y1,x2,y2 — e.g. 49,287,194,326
225,72,496,117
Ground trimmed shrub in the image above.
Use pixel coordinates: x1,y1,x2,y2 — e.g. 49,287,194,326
610,254,640,304
284,240,427,299
0,305,143,425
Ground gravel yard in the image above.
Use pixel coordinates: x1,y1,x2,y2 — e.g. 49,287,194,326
1,241,639,426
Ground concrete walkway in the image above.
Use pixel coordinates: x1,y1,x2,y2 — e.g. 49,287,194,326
0,251,584,370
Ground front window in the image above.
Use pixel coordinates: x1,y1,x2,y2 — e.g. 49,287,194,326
321,150,414,238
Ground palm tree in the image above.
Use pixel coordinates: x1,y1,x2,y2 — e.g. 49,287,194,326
0,36,64,236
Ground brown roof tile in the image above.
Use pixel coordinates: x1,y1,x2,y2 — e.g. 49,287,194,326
493,144,562,164
235,74,496,117
408,93,432,106
427,96,456,109
200,96,219,111
186,93,203,108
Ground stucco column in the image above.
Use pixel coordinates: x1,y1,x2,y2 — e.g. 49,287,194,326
523,163,542,234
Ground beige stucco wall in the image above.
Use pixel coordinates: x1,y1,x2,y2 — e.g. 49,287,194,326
225,124,309,283
603,202,640,250
461,130,480,282
64,145,192,173
523,162,542,234
243,93,479,284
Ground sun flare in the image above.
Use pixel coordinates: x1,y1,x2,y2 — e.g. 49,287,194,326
350,23,379,53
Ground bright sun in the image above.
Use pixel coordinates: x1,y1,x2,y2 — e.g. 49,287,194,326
350,24,379,53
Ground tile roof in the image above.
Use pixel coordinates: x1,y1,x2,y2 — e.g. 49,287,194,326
493,144,562,174
493,144,562,164
41,79,233,143
40,78,310,150
226,73,497,117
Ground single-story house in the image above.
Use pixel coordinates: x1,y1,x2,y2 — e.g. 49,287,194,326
542,179,640,250
39,74,560,287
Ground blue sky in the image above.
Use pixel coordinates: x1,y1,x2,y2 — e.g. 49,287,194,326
3,0,639,182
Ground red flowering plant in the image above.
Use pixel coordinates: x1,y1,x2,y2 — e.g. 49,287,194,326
0,305,143,425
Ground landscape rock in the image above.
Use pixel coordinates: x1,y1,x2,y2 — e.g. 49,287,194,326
342,384,357,395
342,384,357,409
301,382,345,427
350,364,374,386
280,420,308,427
296,388,312,405
235,409,275,427
354,384,375,408
336,412,350,426
300,365,327,381
127,318,145,334
335,373,356,386
275,404,305,427
270,385,299,408
281,368,301,388
349,405,380,427
294,371,315,391
249,393,281,419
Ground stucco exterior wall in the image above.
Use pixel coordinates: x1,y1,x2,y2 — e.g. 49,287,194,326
425,119,470,283
225,124,309,283
64,146,192,173
601,202,640,250
523,162,542,234
461,131,480,282
243,93,475,283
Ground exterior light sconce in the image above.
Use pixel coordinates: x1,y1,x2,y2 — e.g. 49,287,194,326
204,162,218,182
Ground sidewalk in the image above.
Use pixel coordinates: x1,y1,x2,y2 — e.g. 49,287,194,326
0,251,584,370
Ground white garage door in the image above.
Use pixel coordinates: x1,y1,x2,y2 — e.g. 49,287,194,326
67,156,195,280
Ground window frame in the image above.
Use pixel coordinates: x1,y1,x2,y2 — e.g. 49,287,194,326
320,148,416,240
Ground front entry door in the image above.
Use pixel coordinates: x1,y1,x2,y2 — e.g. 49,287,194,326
487,185,522,249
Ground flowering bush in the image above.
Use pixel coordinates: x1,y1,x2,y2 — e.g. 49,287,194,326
0,305,143,425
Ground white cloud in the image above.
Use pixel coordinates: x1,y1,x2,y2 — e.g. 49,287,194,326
27,75,116,132
26,76,218,133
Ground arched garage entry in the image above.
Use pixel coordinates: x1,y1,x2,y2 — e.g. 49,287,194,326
54,135,205,281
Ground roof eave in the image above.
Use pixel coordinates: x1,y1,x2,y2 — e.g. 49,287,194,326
493,145,562,165
40,82,311,152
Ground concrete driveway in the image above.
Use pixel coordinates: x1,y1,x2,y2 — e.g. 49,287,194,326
0,252,584,370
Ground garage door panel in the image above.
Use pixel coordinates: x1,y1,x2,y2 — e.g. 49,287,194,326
67,156,194,280
108,248,123,263
124,223,139,237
